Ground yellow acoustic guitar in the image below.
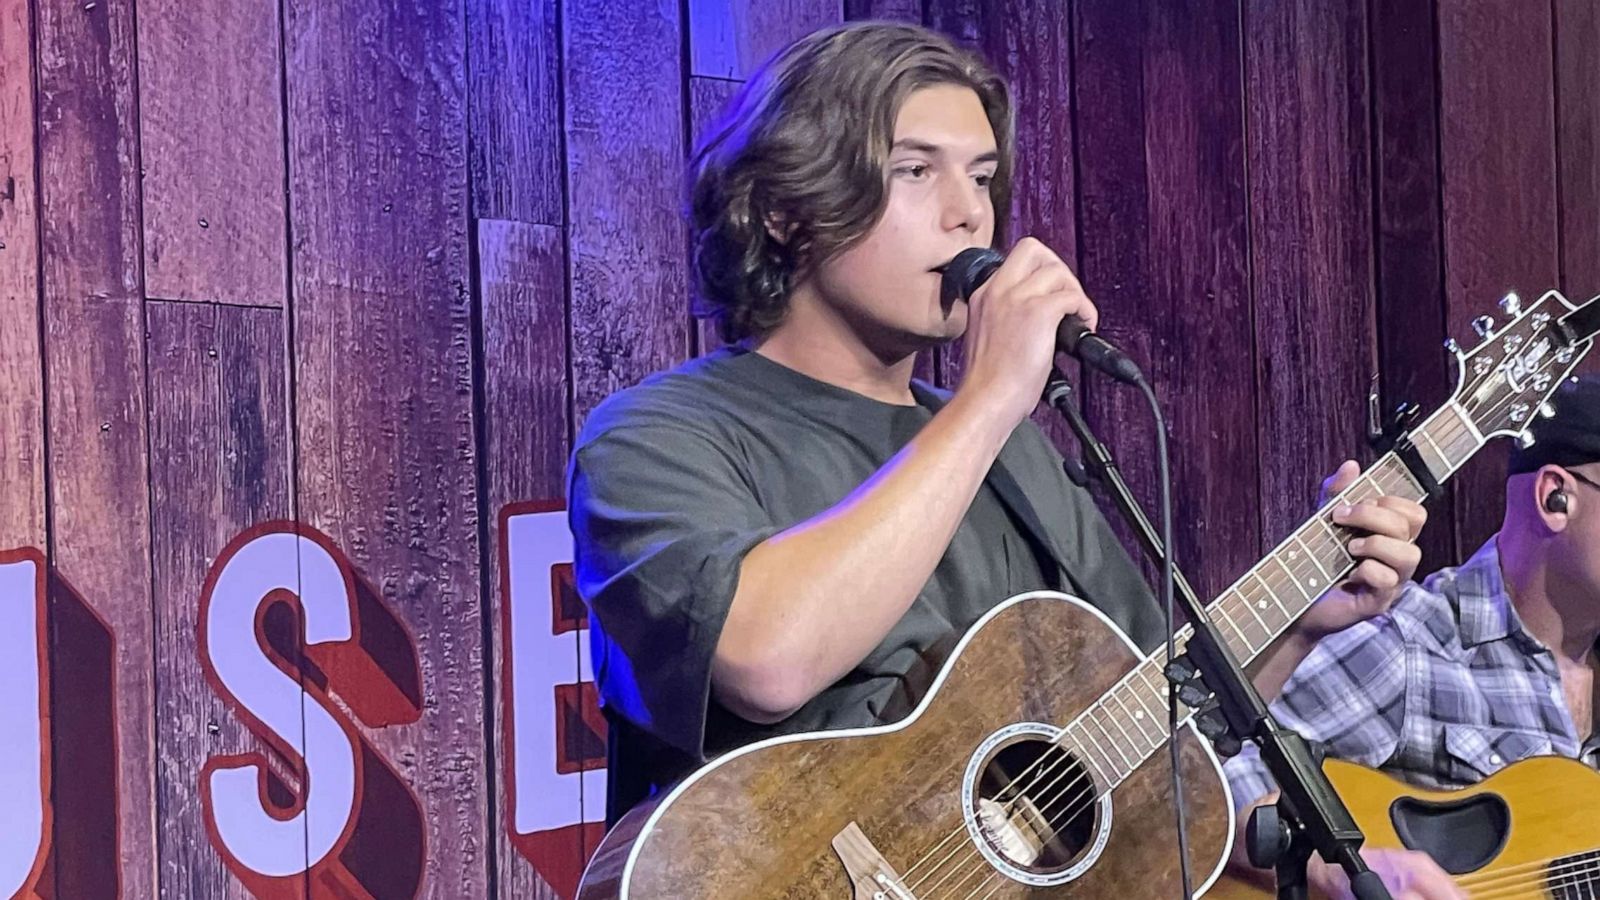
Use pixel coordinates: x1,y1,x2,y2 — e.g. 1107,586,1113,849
1204,755,1600,899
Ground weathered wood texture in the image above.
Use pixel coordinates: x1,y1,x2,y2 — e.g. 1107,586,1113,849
35,0,156,894
481,219,571,900
285,0,487,894
1073,0,1259,602
0,0,44,555
1437,0,1563,558
147,301,299,898
1,1,1595,895
136,0,286,305
565,0,692,430
1245,0,1379,546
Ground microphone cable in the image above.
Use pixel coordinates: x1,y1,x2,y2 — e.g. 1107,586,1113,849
1136,372,1194,900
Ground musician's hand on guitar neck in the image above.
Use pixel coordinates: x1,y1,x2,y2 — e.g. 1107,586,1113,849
1297,459,1427,642
1250,460,1427,700
1310,848,1466,900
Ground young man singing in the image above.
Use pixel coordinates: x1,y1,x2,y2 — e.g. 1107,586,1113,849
567,22,1426,841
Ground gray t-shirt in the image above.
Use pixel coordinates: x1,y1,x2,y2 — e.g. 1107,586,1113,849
568,347,1162,819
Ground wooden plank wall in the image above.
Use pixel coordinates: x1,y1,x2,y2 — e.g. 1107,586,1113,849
0,1,1595,898
286,0,485,893
1071,0,1259,601
35,0,155,895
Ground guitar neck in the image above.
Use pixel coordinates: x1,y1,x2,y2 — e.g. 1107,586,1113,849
1054,288,1600,787
1203,400,1481,670
1056,402,1485,786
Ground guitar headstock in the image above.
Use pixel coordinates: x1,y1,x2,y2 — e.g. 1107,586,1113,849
1449,290,1598,445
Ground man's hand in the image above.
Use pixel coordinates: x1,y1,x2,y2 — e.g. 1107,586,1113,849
1251,459,1427,699
1310,848,1466,900
1297,459,1427,641
958,237,1097,428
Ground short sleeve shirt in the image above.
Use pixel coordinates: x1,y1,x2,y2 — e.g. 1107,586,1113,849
567,347,1164,818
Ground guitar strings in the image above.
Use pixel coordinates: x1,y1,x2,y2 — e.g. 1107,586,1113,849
901,459,1412,896
901,454,1404,891
927,469,1400,896
955,408,1491,882
899,396,1509,898
1457,851,1600,893
950,368,1582,894
899,461,1415,897
948,369,1591,899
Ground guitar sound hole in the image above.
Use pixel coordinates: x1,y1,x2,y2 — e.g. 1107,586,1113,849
972,737,1101,872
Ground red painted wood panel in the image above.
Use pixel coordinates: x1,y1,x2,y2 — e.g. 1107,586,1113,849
147,301,299,898
1437,0,1561,557
924,0,981,49
284,0,488,894
1557,0,1600,307
688,0,844,79
845,0,923,21
1370,0,1457,572
687,75,741,357
35,0,155,894
136,0,286,305
1246,0,1378,543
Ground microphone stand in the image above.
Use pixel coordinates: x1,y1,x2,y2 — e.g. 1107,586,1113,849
1043,368,1391,900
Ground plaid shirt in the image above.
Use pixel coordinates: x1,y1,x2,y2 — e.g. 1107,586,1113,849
1225,538,1600,810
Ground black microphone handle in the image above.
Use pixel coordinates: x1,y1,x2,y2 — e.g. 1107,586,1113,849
943,247,1145,386
1057,319,1144,385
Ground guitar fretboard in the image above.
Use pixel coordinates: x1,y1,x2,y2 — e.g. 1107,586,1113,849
1054,401,1485,788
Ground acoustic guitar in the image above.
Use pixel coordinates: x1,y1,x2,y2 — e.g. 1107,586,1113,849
1204,755,1600,899
577,290,1600,899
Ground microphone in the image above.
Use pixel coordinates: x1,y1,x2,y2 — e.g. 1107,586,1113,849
941,247,1144,385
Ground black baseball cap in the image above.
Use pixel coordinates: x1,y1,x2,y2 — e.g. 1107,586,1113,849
1509,374,1600,474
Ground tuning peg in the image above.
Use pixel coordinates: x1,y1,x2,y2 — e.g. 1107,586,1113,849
1540,402,1557,419
1516,431,1536,449
1499,292,1522,316
1472,315,1496,338
1444,337,1462,354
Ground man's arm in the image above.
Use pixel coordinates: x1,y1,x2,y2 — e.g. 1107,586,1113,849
714,387,1014,721
713,239,1094,722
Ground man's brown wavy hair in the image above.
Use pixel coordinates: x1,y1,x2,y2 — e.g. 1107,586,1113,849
690,22,1014,343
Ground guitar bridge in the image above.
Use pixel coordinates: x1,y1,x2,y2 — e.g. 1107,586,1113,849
831,821,918,899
